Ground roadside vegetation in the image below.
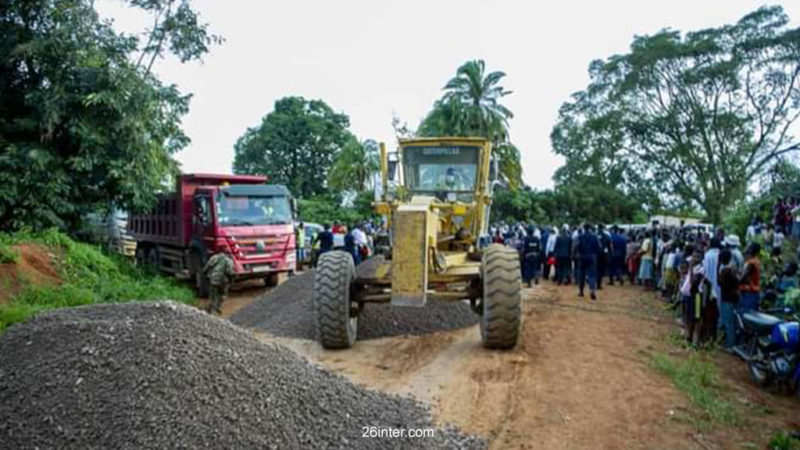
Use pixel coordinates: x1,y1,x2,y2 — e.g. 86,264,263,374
769,432,800,450
650,351,741,428
0,230,193,332
646,328,800,448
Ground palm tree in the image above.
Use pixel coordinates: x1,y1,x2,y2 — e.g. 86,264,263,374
327,139,380,192
441,59,513,142
419,59,521,188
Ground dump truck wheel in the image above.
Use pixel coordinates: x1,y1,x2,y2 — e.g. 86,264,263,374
480,244,522,349
264,272,280,287
314,251,357,349
135,246,147,267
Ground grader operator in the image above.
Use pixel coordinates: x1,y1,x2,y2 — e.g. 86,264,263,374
312,137,522,349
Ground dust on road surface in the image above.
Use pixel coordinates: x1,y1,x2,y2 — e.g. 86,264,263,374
253,282,798,449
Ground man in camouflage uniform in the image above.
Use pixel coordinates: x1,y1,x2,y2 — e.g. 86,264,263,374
203,249,235,314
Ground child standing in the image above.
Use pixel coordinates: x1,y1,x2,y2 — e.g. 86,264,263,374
718,250,740,351
680,253,703,346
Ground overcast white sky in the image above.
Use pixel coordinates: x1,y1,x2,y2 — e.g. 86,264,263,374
97,0,799,189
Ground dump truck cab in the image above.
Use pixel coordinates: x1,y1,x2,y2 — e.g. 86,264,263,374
312,138,521,350
130,174,296,296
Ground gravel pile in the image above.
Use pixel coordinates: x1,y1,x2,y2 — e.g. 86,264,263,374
230,260,480,340
0,302,485,449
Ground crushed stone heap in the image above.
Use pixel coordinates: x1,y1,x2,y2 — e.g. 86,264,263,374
0,302,485,449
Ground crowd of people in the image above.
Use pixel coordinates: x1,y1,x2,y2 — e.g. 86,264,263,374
299,220,382,268
490,217,799,351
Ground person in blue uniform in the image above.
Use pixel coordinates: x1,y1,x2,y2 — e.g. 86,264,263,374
554,226,572,285
577,224,601,300
596,225,612,290
312,223,334,267
343,230,361,265
609,226,628,285
521,225,541,287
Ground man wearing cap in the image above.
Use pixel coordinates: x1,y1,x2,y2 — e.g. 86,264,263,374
724,235,744,272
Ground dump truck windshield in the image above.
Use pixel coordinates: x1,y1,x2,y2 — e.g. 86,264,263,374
402,146,479,193
216,195,292,226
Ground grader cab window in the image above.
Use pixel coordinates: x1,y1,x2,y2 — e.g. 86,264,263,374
402,146,479,199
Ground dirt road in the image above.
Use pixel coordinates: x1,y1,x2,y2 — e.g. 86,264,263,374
254,282,799,449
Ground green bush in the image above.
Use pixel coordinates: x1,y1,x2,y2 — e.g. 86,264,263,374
0,230,194,332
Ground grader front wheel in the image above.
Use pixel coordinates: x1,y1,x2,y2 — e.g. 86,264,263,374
313,251,357,349
480,244,522,349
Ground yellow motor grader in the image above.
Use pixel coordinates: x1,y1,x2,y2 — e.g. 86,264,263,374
313,137,521,349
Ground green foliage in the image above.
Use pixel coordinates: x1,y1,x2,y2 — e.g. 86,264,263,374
328,139,380,192
0,245,19,264
552,6,800,224
297,192,375,226
724,196,773,240
724,160,800,237
768,432,800,450
491,184,644,226
233,97,357,198
650,352,741,427
0,0,219,232
783,288,800,310
418,60,523,188
0,230,194,332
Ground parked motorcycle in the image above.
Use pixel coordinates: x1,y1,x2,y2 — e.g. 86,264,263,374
734,308,800,399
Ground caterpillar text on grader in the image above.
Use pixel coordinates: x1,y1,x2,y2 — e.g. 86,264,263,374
313,137,521,349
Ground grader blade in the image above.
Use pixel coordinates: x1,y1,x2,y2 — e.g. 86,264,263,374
390,204,433,306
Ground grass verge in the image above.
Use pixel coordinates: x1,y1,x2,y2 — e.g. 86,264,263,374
0,229,194,332
650,351,741,428
769,432,800,450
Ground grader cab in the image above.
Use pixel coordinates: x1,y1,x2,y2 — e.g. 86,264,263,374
312,137,521,349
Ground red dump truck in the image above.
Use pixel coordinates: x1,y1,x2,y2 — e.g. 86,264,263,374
129,173,296,296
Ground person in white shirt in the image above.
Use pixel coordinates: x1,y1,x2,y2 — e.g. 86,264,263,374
352,224,369,256
773,228,785,253
724,235,744,271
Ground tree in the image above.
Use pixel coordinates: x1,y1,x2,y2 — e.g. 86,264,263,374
130,0,223,75
0,0,218,231
327,139,380,192
490,184,644,226
552,6,800,224
419,60,523,188
297,191,374,226
232,97,356,198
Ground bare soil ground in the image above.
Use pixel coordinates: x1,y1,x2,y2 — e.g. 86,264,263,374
252,282,800,449
0,244,61,303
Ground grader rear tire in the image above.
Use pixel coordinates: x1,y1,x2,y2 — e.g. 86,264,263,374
313,251,357,349
480,244,522,349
